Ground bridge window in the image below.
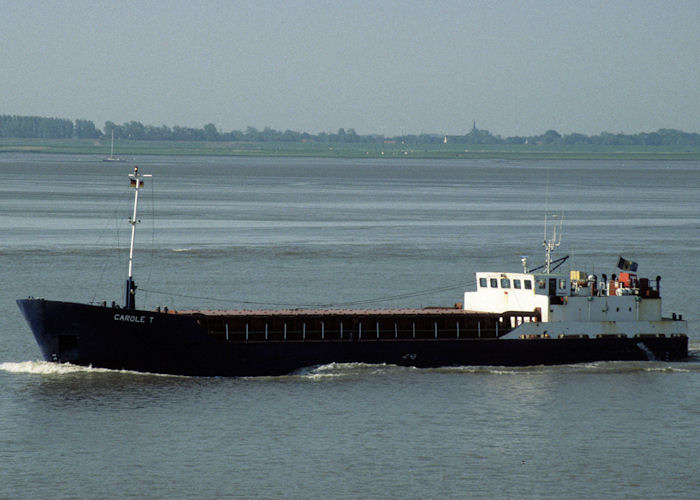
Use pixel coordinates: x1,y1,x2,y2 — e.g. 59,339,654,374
479,277,487,288
559,279,567,290
513,279,522,289
524,280,533,290
537,279,546,289
490,278,498,288
501,278,510,288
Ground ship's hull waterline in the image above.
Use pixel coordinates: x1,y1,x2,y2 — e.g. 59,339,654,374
17,299,688,377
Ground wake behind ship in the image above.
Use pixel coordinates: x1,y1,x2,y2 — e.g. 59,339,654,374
16,167,689,376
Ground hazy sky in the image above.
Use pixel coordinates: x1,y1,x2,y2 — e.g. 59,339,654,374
2,0,698,137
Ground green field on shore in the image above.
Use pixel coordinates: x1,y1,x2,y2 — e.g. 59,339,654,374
2,137,699,160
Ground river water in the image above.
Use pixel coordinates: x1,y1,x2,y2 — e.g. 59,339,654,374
1,154,699,498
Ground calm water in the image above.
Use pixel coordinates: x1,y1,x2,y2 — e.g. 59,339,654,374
1,154,699,498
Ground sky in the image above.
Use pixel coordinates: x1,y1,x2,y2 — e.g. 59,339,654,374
2,0,699,137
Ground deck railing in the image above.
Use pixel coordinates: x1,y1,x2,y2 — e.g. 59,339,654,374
198,311,540,343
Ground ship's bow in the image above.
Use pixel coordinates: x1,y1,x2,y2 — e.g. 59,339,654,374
16,298,58,361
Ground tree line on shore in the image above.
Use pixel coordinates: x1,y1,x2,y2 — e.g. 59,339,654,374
1,114,699,147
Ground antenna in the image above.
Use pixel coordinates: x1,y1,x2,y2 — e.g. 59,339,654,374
543,169,550,243
541,169,563,273
125,166,152,310
543,214,563,273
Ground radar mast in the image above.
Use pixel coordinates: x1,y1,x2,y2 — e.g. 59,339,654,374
543,213,563,274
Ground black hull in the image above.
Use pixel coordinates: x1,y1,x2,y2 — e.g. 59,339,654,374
17,299,689,377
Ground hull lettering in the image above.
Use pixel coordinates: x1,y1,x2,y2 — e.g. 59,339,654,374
113,313,153,324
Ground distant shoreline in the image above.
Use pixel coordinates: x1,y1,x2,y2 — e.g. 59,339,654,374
1,138,699,161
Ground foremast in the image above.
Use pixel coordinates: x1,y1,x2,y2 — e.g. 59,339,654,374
125,166,151,310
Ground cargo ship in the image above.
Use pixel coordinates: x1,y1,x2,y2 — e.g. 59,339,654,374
16,168,689,376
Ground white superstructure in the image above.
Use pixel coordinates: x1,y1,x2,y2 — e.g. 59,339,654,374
463,266,687,339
